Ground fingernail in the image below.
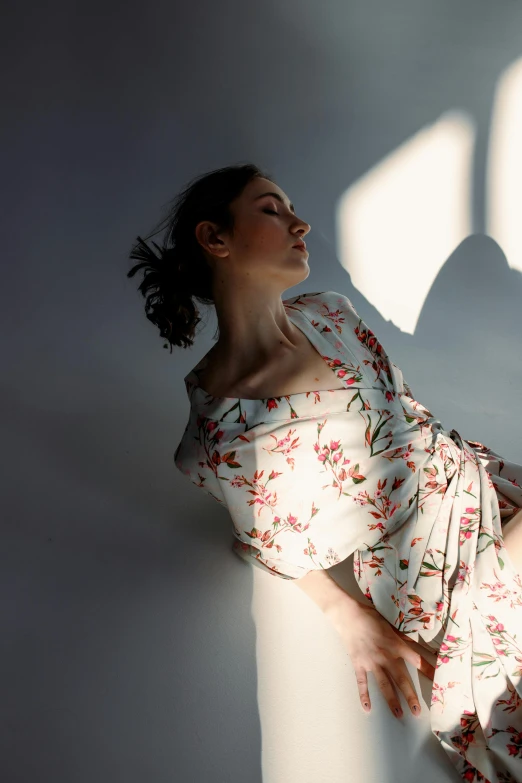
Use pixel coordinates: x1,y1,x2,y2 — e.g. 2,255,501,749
394,707,402,717
412,705,420,715
363,702,370,711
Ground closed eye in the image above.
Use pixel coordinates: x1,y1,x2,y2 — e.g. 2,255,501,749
263,209,278,215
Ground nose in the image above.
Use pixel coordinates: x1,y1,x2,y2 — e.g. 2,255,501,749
294,219,311,238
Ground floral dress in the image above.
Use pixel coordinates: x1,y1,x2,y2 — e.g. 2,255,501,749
174,290,522,783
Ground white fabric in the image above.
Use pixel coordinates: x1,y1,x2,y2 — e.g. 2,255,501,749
175,290,522,782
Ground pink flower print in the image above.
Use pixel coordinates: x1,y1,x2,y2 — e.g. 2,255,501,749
392,476,406,492
264,428,302,469
431,680,458,711
313,426,363,497
353,491,369,507
457,561,472,585
229,468,283,517
304,540,318,557
458,508,481,545
322,306,346,334
398,582,410,609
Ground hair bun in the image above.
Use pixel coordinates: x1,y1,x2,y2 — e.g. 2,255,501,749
128,162,269,350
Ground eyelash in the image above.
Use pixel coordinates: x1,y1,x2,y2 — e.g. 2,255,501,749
263,209,278,215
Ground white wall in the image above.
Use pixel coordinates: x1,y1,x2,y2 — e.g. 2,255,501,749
1,1,522,781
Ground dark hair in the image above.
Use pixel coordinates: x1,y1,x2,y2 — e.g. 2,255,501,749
127,162,273,352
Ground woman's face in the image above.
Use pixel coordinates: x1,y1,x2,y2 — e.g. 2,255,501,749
198,177,311,288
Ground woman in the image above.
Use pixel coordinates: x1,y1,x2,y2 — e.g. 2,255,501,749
127,163,522,782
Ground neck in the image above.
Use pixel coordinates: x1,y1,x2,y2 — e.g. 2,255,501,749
209,278,303,377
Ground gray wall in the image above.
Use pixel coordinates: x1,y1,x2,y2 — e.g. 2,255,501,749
1,1,521,781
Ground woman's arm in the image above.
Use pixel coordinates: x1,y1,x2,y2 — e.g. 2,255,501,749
294,567,434,720
294,568,362,620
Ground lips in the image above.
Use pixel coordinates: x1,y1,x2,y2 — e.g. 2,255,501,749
293,241,306,250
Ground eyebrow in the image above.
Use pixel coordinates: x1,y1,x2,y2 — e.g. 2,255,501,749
253,192,295,213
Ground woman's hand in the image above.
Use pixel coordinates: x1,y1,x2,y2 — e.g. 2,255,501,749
328,598,436,719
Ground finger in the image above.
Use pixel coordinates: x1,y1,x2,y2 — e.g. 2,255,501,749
386,658,423,717
392,627,437,680
398,642,436,681
353,666,371,712
394,631,438,675
371,663,403,718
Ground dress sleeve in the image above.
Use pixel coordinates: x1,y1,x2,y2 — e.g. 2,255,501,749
402,378,415,399
329,290,416,400
174,410,305,579
230,539,301,580
174,409,225,506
